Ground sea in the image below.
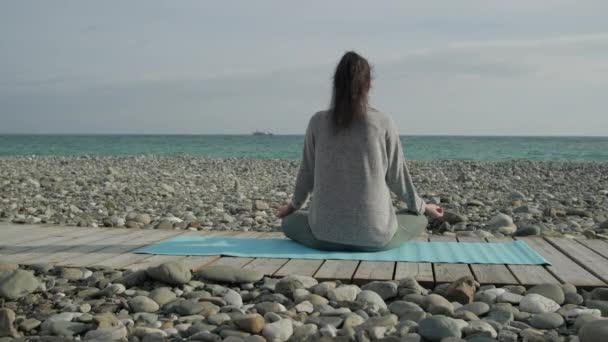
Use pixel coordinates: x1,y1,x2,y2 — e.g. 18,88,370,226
1,135,607,161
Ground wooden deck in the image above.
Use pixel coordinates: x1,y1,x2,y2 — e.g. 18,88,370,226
1,223,607,287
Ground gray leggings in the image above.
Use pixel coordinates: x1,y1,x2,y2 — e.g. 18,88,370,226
281,210,428,252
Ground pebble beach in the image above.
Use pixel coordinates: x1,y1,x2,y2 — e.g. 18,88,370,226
1,156,608,341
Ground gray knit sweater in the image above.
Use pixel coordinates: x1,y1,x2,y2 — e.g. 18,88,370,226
290,108,426,247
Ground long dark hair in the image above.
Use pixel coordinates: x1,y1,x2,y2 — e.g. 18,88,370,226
330,51,372,132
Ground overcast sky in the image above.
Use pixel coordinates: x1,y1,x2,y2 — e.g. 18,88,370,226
1,1,608,135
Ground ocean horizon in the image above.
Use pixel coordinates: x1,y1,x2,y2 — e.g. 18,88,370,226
2,134,608,161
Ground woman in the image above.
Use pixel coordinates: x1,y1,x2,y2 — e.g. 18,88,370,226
275,51,443,252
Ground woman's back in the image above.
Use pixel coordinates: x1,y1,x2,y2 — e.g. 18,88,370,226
294,108,417,247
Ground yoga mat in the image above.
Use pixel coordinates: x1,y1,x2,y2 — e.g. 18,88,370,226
136,235,550,265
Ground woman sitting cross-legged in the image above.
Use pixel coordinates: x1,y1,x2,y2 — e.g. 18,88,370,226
275,51,443,252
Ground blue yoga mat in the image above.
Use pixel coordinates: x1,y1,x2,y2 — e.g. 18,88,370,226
136,235,550,265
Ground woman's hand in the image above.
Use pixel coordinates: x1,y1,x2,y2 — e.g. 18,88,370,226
275,203,296,219
425,203,444,219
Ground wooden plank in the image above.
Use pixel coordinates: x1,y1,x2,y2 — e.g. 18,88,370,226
394,262,435,285
517,237,604,286
545,237,608,284
314,260,359,282
5,228,125,263
576,239,608,259
65,229,181,267
124,255,188,271
243,258,289,276
0,226,77,248
486,236,560,285
22,229,145,265
352,261,395,284
394,235,434,284
0,227,99,260
457,236,518,285
429,235,474,283
210,257,253,268
0,226,43,242
275,259,324,277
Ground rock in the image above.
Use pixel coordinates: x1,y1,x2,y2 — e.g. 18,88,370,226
48,321,89,337
418,315,463,341
565,292,584,305
446,276,479,305
519,294,560,314
0,309,19,338
423,294,454,315
117,269,148,287
254,201,270,210
19,319,41,332
578,319,608,342
527,283,565,304
398,277,427,295
356,290,387,310
515,224,541,236
328,285,361,302
223,288,243,306
196,265,263,283
443,211,468,224
388,301,425,320
292,324,318,341
174,299,219,316
590,288,608,301
497,292,523,304
84,324,128,341
146,261,192,285
135,213,152,224
586,300,608,316
94,312,121,329
149,287,177,307
361,281,398,300
262,319,293,342
275,275,317,296
294,301,314,313
133,326,167,339
463,320,497,338
129,296,160,313
235,314,265,334
456,302,490,316
529,313,565,330
487,213,517,235
0,269,40,300
486,309,514,325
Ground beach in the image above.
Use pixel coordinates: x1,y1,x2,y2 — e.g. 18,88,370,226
1,156,607,239
1,156,608,341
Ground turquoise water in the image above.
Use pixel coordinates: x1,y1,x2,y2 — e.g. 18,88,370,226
1,135,607,161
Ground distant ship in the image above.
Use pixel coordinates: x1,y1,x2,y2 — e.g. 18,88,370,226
252,130,274,136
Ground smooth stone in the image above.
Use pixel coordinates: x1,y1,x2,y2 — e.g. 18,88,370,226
18,318,41,332
586,300,608,316
129,296,160,313
262,319,293,342
463,320,497,338
418,315,463,341
176,300,219,316
590,288,608,301
133,327,167,339
361,281,398,300
486,309,513,325
446,276,478,305
578,319,608,342
197,266,263,284
388,301,425,319
149,287,177,307
487,213,517,235
457,302,490,316
292,324,318,341
497,292,523,304
355,290,387,310
424,294,454,315
0,309,18,338
223,289,243,307
0,269,40,300
529,313,565,330
234,314,265,334
146,261,192,285
294,301,314,314
398,277,427,295
328,285,361,302
342,313,365,329
527,283,565,305
84,325,128,341
519,294,560,314
565,292,584,305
